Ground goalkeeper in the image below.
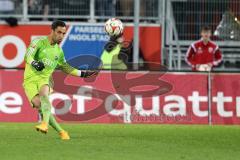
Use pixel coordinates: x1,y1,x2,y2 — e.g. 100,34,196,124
23,20,97,140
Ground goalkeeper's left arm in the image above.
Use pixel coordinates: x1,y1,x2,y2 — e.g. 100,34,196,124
60,62,81,76
59,61,98,78
58,51,98,78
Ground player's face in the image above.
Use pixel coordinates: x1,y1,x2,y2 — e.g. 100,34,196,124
201,30,211,41
53,26,66,44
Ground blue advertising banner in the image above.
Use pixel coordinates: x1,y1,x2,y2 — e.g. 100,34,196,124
61,25,109,69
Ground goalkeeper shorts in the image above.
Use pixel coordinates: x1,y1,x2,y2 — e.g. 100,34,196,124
23,79,53,107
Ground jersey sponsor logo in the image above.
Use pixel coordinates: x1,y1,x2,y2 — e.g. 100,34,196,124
197,47,203,54
54,55,59,60
208,47,213,53
42,58,56,68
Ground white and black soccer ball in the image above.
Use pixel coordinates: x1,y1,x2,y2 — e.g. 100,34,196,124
105,18,124,37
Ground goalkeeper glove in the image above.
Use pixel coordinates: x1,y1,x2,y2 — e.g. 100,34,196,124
104,34,123,52
80,70,98,78
31,60,45,71
104,40,118,52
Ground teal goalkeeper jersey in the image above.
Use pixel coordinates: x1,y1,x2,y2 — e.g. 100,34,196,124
24,36,78,83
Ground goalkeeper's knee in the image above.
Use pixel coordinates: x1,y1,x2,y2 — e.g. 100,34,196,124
40,95,51,112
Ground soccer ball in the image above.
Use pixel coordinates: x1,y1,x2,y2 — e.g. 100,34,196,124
105,18,124,37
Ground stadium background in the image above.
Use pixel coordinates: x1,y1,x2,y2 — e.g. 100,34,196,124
1,0,240,125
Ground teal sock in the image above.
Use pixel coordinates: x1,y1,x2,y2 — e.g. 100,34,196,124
40,95,51,124
38,108,63,132
49,114,64,132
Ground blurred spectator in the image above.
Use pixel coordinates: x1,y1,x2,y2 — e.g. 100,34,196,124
14,0,23,15
42,0,59,21
58,0,89,16
43,0,50,21
28,0,42,15
172,0,229,40
145,0,158,17
95,0,116,17
140,0,146,17
117,0,158,21
18,0,160,22
0,0,14,14
118,0,133,17
28,0,90,21
185,26,222,71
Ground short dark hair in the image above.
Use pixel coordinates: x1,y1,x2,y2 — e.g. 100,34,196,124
51,20,66,30
201,26,211,32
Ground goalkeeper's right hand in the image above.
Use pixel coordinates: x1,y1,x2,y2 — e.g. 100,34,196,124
104,34,124,52
31,60,45,71
80,70,98,78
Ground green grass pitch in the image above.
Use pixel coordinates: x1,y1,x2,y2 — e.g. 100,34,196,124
0,123,240,160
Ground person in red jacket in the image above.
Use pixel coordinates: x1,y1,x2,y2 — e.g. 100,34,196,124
185,26,222,71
